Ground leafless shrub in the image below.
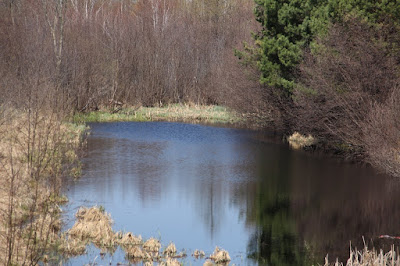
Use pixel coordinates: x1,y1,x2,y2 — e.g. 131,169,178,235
362,88,400,177
295,17,400,160
1,0,256,111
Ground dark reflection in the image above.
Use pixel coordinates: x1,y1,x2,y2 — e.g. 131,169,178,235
242,143,314,265
237,138,400,264
63,122,400,265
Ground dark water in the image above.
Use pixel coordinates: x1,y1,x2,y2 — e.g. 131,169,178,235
62,122,400,265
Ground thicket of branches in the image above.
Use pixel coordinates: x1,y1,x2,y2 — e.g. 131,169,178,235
295,18,400,174
238,0,400,176
0,0,257,112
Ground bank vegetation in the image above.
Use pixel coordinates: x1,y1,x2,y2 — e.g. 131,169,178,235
1,0,400,264
0,105,85,264
237,0,400,178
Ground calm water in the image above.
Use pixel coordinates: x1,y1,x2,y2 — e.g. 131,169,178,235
62,122,400,265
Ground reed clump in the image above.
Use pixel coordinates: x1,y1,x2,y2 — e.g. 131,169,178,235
209,246,231,264
118,232,143,247
159,258,181,266
63,206,231,265
288,132,316,149
325,245,400,266
193,249,206,258
143,237,162,253
163,242,177,257
68,206,115,247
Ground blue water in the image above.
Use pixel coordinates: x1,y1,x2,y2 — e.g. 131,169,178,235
61,122,400,265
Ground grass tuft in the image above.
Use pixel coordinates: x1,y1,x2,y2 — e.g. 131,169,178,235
63,206,230,265
288,131,316,149
325,245,400,266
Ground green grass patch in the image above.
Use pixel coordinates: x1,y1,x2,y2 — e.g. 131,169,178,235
72,104,243,125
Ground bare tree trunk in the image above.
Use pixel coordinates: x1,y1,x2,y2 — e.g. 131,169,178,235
42,0,66,78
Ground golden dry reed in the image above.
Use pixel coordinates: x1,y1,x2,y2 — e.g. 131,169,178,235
0,109,85,265
325,245,400,266
63,206,231,265
288,131,316,149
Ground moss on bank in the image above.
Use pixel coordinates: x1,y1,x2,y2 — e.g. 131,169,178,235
72,104,243,125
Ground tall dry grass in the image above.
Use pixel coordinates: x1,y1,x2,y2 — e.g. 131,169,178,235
325,245,400,266
0,107,85,265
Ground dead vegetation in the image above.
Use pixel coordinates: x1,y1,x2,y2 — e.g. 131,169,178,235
295,18,400,173
163,242,177,257
62,206,231,265
193,249,206,258
325,245,400,266
0,108,85,265
118,232,143,247
209,246,231,264
68,206,115,247
288,132,316,150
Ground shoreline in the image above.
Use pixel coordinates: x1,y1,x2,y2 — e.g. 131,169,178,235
71,104,244,125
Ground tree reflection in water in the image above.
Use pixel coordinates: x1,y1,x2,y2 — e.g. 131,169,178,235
245,144,314,265
241,138,400,265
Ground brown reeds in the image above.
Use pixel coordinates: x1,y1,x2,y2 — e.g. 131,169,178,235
209,246,231,264
68,206,116,247
63,206,231,265
193,249,206,258
163,243,177,257
0,109,85,264
325,245,400,266
287,132,316,150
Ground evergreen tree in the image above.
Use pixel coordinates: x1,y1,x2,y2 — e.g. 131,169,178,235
239,0,400,99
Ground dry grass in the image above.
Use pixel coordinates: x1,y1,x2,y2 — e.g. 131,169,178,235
204,260,215,266
125,246,152,260
159,258,181,266
63,206,232,265
288,132,316,149
193,249,206,258
68,206,115,247
59,237,87,256
139,104,241,124
209,246,231,264
0,109,85,264
73,104,243,124
118,232,143,247
163,242,177,257
143,237,162,253
325,245,400,266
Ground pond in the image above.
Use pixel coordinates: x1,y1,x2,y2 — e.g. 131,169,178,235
62,122,400,265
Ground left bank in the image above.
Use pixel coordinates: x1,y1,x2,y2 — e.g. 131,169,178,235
0,107,86,265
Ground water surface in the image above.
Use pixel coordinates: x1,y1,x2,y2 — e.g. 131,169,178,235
62,122,400,265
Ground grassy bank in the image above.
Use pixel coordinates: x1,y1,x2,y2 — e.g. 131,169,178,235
72,104,243,125
0,108,86,265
